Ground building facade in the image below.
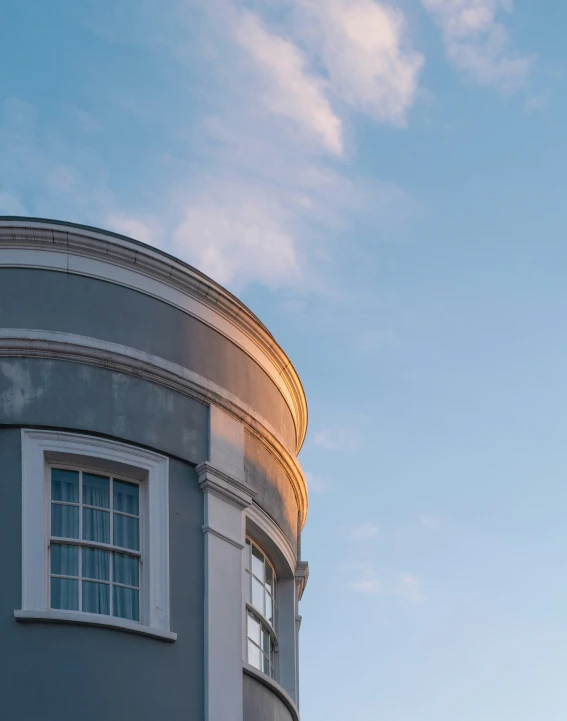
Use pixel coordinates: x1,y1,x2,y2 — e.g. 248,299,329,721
0,217,309,721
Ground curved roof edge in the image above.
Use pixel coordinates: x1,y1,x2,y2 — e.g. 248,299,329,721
0,216,309,455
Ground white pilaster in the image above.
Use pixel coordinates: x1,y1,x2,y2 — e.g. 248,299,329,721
198,406,256,721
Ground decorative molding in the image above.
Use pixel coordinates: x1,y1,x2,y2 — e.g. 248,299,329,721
295,561,309,600
0,329,308,529
196,462,256,511
246,502,297,577
20,429,171,633
243,663,300,721
14,610,177,642
0,217,308,454
202,525,245,550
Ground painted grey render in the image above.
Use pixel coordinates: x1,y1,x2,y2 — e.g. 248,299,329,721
244,674,295,721
0,427,205,721
0,268,297,452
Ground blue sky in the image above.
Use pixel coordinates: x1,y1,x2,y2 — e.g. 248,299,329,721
3,1,567,718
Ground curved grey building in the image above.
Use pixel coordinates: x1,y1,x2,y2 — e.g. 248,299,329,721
0,217,309,721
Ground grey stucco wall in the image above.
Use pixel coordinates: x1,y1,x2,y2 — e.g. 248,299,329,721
244,432,298,552
0,428,204,721
243,674,294,721
0,267,296,451
0,358,207,464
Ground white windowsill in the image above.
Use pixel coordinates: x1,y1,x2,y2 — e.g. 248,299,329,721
243,663,299,721
14,609,177,642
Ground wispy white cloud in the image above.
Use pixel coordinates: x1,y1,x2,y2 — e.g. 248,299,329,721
524,89,550,113
314,428,361,451
348,565,424,603
161,0,422,291
106,212,164,247
235,10,343,155
305,471,331,493
173,179,301,288
349,523,380,540
421,0,535,92
297,0,425,126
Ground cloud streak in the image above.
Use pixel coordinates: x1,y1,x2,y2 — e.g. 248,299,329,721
297,0,425,126
167,0,423,291
349,523,380,540
235,11,344,155
348,570,425,605
421,0,535,92
314,428,361,451
305,471,331,493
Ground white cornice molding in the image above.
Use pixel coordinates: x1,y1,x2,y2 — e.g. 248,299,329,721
295,561,309,600
196,462,257,511
0,329,308,528
0,217,308,454
246,502,297,576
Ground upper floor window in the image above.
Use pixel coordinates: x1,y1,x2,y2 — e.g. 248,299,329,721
17,430,175,641
50,466,141,621
245,538,276,677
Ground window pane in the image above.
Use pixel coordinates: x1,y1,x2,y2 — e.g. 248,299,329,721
51,544,78,576
251,545,264,580
51,468,79,503
51,504,79,539
252,577,264,614
113,513,139,551
83,508,110,544
247,640,261,671
245,571,251,604
113,480,139,516
82,581,110,615
247,611,261,645
113,585,139,621
82,547,110,581
263,655,271,676
262,628,271,655
113,553,139,587
51,577,78,610
83,473,110,508
51,543,79,576
265,563,273,592
266,594,273,626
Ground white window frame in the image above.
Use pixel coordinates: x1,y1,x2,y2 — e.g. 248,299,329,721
245,536,278,678
15,429,176,641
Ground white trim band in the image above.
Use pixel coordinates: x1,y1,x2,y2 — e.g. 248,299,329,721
14,610,177,642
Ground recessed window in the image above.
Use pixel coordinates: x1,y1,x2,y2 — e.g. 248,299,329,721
49,467,141,621
18,430,174,640
245,538,276,677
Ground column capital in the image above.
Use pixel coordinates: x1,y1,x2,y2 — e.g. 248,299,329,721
196,461,256,510
295,560,309,600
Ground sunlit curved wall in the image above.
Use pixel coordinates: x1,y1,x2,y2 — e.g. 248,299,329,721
0,217,309,721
